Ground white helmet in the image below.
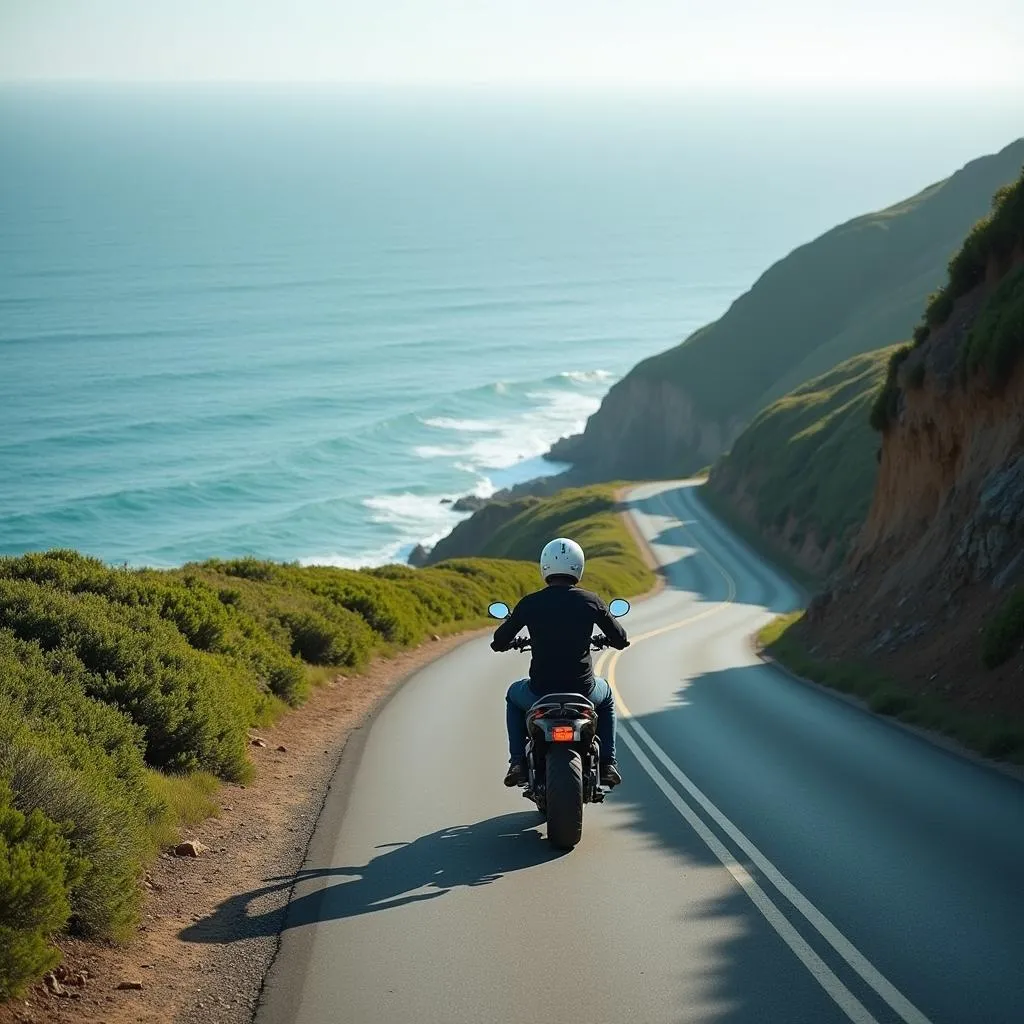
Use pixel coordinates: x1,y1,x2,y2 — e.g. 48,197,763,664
540,537,585,583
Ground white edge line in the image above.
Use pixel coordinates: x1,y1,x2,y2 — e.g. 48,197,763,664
606,485,935,1024
617,724,879,1024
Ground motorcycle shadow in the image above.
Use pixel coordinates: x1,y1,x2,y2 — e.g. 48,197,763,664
180,810,559,942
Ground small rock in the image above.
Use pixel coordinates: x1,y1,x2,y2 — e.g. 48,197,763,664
452,494,488,512
251,737,268,748
43,973,67,997
276,744,288,752
431,633,441,642
116,980,143,991
174,840,209,858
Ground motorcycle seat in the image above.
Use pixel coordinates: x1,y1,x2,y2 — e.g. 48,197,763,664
529,692,595,711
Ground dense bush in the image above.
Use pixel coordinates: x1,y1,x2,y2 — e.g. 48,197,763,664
868,345,912,431
981,587,1024,668
0,633,156,939
942,175,1024,313
0,780,82,999
960,264,1024,384
916,170,1024,337
871,168,1024,430
0,579,254,780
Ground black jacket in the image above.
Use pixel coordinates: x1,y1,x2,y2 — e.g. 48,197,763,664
491,584,629,696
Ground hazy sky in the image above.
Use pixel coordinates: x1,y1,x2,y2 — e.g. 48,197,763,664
2,0,1024,92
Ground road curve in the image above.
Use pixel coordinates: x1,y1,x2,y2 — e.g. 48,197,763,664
256,481,1024,1024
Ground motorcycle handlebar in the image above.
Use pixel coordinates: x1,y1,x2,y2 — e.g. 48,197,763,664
503,636,611,652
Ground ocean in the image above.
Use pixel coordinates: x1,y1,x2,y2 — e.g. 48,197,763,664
1,87,1020,567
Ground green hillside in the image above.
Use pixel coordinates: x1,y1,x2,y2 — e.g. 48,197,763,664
425,484,654,597
709,346,896,576
552,139,1024,480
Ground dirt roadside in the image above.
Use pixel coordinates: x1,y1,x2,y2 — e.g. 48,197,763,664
0,631,484,1024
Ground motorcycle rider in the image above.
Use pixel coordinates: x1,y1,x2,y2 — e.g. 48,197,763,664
491,537,629,789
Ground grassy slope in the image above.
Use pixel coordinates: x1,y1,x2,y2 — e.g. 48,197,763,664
708,346,897,576
759,615,1024,763
0,489,652,998
425,484,655,597
641,140,1024,424
558,138,1024,476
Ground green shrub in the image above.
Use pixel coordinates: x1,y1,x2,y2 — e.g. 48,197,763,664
924,288,955,329
279,608,368,666
869,345,912,431
981,587,1024,668
0,580,253,780
0,780,83,999
0,720,145,939
921,167,1024,335
960,263,1024,384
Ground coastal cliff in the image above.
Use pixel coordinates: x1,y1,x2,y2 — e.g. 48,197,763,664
793,167,1024,747
550,139,1024,481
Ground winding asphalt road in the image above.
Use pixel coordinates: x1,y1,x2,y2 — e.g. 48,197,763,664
257,481,1024,1024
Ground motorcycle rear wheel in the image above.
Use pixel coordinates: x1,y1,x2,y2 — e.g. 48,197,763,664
545,746,584,849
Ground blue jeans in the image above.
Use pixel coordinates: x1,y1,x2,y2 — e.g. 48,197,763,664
505,678,617,764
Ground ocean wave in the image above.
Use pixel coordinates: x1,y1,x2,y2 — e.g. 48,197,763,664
299,541,408,570
412,379,605,472
420,417,499,433
558,369,615,384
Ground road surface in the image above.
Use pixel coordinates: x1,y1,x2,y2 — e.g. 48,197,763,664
257,481,1024,1024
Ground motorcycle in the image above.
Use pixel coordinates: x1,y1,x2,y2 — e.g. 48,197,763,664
487,597,631,850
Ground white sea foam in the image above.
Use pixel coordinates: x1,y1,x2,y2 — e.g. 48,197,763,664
560,369,615,384
300,543,408,569
309,370,614,568
420,417,497,433
413,377,607,472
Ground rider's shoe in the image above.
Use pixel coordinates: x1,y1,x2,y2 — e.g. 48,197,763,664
600,761,622,787
504,758,527,787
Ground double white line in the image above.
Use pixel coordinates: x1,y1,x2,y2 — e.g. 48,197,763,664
597,488,932,1024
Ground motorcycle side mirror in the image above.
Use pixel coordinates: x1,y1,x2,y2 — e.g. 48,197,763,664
608,598,630,617
488,601,510,619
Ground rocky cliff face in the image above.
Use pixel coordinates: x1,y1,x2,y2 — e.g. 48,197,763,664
854,267,1024,595
550,375,745,478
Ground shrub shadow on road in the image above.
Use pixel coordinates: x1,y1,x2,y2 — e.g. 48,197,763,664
180,811,558,942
